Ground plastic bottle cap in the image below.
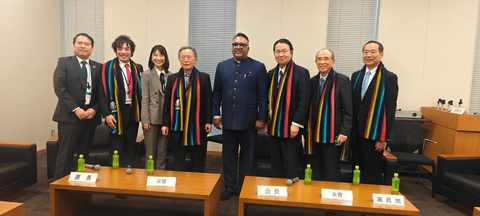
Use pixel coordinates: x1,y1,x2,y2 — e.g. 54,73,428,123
114,150,118,154
79,154,83,158
355,165,359,170
149,155,153,159
307,164,311,168
394,173,399,177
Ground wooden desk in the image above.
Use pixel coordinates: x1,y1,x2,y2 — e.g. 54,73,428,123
474,207,480,216
50,167,221,216
0,201,24,216
239,176,419,216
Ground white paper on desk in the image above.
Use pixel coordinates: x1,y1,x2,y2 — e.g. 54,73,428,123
146,176,176,186
321,188,353,201
257,185,287,196
450,107,466,114
68,172,98,182
371,193,405,206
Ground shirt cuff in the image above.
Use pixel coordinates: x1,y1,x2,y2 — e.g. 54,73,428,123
292,122,304,128
213,115,221,119
72,107,80,112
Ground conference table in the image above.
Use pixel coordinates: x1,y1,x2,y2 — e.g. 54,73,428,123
239,176,420,216
50,167,221,216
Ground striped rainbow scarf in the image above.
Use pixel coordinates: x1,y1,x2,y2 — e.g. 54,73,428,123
101,58,141,135
170,67,201,146
267,61,294,138
306,69,337,154
353,62,387,141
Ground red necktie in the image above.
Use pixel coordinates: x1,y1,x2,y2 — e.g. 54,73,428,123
125,64,133,100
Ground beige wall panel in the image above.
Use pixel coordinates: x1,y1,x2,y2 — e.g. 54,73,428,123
421,0,477,110
145,0,189,72
377,0,430,111
0,0,59,150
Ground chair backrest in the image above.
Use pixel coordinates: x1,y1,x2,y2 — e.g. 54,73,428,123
388,120,424,153
91,124,110,149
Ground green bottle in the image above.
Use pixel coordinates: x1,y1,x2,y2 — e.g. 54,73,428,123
392,173,400,195
305,164,312,184
147,155,154,175
353,165,360,185
77,154,85,172
112,150,119,169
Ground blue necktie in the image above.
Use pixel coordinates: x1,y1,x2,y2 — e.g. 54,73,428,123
185,73,191,87
319,78,325,95
361,71,371,100
277,69,283,88
81,61,88,89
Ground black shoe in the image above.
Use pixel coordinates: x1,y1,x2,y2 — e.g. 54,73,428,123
220,190,236,201
326,212,337,216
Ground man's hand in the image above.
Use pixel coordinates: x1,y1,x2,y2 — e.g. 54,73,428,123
290,124,299,138
213,118,222,129
143,123,150,132
161,126,169,135
75,108,87,120
336,134,348,146
205,123,212,133
375,141,386,151
105,115,117,130
85,108,96,120
263,124,269,135
255,120,265,130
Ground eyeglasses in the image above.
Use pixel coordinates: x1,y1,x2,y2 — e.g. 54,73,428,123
180,55,194,60
232,43,248,48
274,49,290,55
316,57,332,61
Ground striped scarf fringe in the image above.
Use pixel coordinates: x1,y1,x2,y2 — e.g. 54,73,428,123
267,61,294,138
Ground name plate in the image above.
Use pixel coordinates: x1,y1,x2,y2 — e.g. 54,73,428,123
450,107,466,114
146,177,176,186
257,185,288,196
371,193,405,206
321,188,353,201
68,172,98,182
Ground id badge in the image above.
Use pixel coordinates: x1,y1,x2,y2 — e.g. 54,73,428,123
86,92,91,102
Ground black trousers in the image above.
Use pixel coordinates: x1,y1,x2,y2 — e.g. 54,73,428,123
352,134,384,184
308,142,342,181
222,128,258,192
108,105,139,167
171,131,207,172
270,134,302,179
54,119,96,180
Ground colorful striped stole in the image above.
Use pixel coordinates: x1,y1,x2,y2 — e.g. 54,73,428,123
169,68,201,146
353,62,387,141
306,70,337,154
101,58,142,135
267,61,294,138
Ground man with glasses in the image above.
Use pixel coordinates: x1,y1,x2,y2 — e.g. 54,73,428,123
264,38,310,179
213,33,268,201
162,46,212,172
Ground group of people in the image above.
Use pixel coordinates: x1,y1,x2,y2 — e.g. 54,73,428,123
52,33,398,210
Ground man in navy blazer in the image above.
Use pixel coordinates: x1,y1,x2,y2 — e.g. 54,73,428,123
213,33,269,201
52,33,104,179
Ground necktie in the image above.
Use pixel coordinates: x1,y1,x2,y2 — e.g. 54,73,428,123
319,78,325,95
185,73,191,87
361,71,371,100
160,73,165,93
81,61,88,89
125,64,133,99
277,69,284,88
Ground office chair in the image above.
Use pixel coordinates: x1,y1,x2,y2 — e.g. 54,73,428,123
387,120,437,197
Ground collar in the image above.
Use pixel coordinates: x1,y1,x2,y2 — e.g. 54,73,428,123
154,67,165,75
76,56,89,65
119,60,131,69
366,66,378,76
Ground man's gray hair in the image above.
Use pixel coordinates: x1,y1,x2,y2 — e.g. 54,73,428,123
315,48,335,60
178,46,197,58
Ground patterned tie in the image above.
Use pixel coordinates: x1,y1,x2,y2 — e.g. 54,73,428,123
125,63,133,99
160,73,165,93
319,77,325,95
81,61,88,89
185,73,191,87
277,69,284,88
361,71,371,100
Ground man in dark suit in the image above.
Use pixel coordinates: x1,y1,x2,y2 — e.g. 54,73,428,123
53,33,103,180
101,35,143,167
213,33,268,201
306,48,353,182
351,41,398,184
264,38,311,179
162,46,212,172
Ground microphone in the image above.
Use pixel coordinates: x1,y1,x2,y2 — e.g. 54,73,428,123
126,165,132,175
287,177,299,186
85,164,101,171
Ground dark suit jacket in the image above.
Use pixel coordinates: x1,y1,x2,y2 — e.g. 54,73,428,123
267,61,311,128
212,57,268,130
310,71,353,138
162,70,213,143
53,56,103,125
351,67,398,141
